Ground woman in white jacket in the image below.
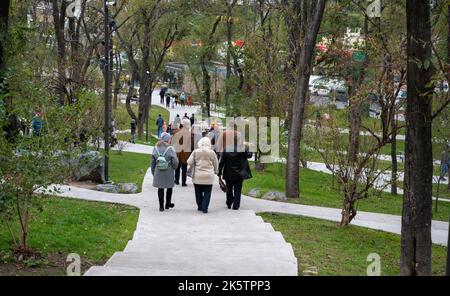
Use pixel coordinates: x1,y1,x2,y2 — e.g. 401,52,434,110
187,137,219,213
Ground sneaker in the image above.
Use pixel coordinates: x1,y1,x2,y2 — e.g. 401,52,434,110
182,184,188,187
174,181,180,185
203,210,208,214
159,208,164,212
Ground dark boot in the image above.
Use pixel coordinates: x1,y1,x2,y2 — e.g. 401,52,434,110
158,189,165,211
165,189,175,209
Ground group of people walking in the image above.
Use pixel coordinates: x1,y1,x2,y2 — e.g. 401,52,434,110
160,88,193,109
151,120,252,213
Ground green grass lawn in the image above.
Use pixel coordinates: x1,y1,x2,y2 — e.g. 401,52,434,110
259,213,447,276
114,103,170,137
117,133,158,146
398,182,450,201
109,151,150,192
243,163,450,221
0,197,139,272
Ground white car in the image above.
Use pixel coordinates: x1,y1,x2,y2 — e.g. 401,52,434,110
309,75,324,94
312,77,347,97
435,81,449,93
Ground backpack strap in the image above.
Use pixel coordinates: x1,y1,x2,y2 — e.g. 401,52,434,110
162,146,172,157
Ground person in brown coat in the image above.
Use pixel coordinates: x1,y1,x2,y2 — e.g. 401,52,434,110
172,119,200,186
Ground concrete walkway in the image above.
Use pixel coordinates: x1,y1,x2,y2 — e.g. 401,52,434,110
58,170,298,276
55,164,448,276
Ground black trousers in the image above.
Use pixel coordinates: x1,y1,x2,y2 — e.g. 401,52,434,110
225,179,243,210
175,163,188,185
194,184,213,212
158,188,173,208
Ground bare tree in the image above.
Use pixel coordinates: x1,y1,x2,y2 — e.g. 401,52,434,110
118,0,180,138
50,0,108,104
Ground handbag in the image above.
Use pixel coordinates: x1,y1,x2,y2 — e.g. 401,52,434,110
187,152,195,178
218,177,227,193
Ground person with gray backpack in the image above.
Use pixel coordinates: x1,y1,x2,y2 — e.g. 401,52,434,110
151,132,179,212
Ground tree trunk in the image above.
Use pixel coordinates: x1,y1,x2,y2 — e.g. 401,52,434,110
341,184,357,226
286,0,326,199
201,61,211,117
51,0,68,105
224,1,237,116
113,49,122,110
137,74,153,139
447,3,450,78
391,118,398,195
199,17,221,118
400,0,435,276
348,99,362,163
0,0,9,79
19,208,29,251
347,15,369,165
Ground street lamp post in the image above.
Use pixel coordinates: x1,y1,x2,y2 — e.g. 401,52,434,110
103,0,111,182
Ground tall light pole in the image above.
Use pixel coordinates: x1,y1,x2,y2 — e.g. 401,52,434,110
103,0,112,182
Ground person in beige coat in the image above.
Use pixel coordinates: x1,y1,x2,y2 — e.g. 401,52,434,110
187,137,219,213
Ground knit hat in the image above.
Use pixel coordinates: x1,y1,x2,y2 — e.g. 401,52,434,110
160,132,171,143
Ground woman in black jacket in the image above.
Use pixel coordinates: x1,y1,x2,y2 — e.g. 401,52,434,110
218,143,252,210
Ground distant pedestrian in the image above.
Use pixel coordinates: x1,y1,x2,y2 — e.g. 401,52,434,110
190,113,195,126
187,95,193,107
32,110,42,137
440,144,450,181
174,114,181,129
218,137,252,210
130,118,136,143
159,88,166,104
166,94,171,108
110,119,118,147
188,137,219,213
156,114,164,138
207,124,220,153
180,92,186,107
183,113,189,120
151,133,179,212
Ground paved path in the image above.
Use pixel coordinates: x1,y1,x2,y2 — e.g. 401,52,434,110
55,166,448,276
58,170,298,276
151,90,200,123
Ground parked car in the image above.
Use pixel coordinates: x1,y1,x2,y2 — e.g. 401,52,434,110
309,75,324,94
130,94,139,103
435,81,449,93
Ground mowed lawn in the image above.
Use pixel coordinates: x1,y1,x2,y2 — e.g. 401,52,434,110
0,197,139,272
114,103,170,137
109,151,150,192
260,213,448,276
243,163,450,221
